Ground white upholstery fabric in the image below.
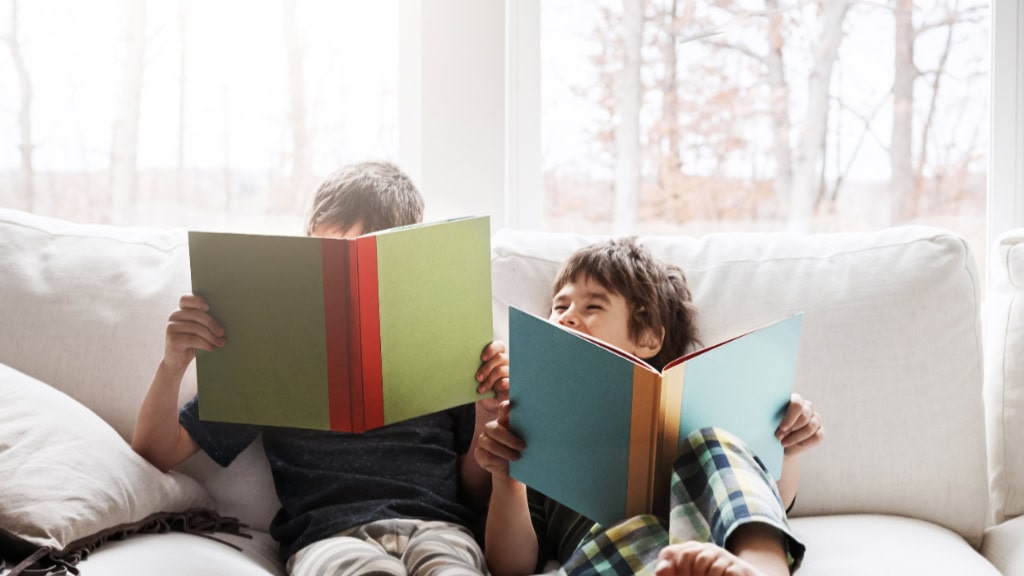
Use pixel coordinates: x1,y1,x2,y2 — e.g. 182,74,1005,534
789,515,999,575
982,514,1024,576
71,531,284,576
0,208,279,532
984,228,1024,523
0,362,210,551
492,227,988,546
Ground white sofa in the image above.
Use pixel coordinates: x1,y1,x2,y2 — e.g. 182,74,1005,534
0,206,1018,575
982,229,1024,576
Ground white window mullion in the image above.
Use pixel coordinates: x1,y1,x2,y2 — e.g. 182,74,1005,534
397,0,506,231
506,0,542,231
989,0,1024,283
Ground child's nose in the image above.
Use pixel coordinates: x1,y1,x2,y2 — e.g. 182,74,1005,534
558,309,579,327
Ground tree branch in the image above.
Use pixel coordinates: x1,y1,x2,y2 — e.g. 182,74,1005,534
700,38,764,63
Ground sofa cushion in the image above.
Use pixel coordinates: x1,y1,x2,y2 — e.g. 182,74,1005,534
981,514,1024,575
67,531,284,576
491,227,988,547
984,228,1024,523
0,362,214,570
0,208,280,532
789,515,999,575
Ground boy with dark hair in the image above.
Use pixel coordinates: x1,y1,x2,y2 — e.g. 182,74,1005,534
133,160,507,576
476,237,824,576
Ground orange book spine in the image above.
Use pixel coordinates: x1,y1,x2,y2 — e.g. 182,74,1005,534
346,241,365,433
322,239,352,432
358,237,384,430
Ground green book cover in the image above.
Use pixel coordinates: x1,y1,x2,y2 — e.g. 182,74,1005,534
188,216,492,431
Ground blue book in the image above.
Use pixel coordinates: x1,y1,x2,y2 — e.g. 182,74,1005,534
507,307,803,527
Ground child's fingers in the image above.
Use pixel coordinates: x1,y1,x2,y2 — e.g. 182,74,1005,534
478,430,522,462
475,396,502,414
780,413,823,447
475,351,509,386
478,365,509,394
497,400,512,428
775,393,803,432
169,307,225,338
473,447,510,478
168,320,225,349
776,395,813,437
480,340,507,361
179,294,210,311
170,332,220,353
656,542,700,574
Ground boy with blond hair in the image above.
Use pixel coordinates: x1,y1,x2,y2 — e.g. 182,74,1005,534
476,237,824,576
133,161,508,576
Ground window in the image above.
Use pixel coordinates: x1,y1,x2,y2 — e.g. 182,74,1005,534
0,0,400,233
537,0,990,272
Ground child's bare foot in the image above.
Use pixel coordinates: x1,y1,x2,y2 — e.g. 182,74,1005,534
654,542,764,576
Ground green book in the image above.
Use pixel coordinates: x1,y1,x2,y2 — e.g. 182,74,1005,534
188,216,492,432
508,307,802,527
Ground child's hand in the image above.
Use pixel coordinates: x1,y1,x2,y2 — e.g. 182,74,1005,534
162,294,225,373
475,340,510,414
655,542,762,576
473,400,525,479
776,393,824,456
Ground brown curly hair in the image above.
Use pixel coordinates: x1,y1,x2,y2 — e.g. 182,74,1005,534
551,237,700,370
305,161,423,236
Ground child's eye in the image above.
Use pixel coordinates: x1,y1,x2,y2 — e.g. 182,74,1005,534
552,305,568,312
587,305,603,311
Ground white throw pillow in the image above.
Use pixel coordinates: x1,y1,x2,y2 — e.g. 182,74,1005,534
0,362,224,573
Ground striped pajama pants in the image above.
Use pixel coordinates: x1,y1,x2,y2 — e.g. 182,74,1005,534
561,427,806,575
286,519,487,576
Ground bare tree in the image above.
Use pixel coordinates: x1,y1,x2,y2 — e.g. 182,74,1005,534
655,0,683,205
890,0,914,223
109,0,148,224
282,0,311,212
764,0,792,215
612,0,645,235
3,0,34,212
789,0,850,231
684,1,794,218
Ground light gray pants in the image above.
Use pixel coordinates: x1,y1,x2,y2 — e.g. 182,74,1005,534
286,518,488,576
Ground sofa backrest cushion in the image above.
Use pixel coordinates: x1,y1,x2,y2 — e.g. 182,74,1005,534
0,208,280,532
491,226,988,547
985,228,1024,523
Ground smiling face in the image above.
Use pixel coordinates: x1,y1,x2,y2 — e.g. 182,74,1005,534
549,275,663,361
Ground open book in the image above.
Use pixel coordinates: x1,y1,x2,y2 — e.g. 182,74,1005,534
188,216,492,432
507,307,803,527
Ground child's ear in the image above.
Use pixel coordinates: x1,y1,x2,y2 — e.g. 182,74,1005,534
634,326,665,359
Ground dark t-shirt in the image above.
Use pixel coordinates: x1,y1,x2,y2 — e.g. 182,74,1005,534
179,396,478,562
527,488,597,569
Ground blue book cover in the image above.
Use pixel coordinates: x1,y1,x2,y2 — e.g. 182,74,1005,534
508,307,803,527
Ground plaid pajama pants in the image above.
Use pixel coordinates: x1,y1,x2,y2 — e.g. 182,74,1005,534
559,427,805,576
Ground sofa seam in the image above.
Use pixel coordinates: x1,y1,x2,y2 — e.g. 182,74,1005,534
1000,291,1018,525
1007,243,1023,289
0,217,187,253
494,234,968,271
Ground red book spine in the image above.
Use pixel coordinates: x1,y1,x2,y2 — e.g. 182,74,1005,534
358,236,384,430
321,239,351,432
347,241,365,432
